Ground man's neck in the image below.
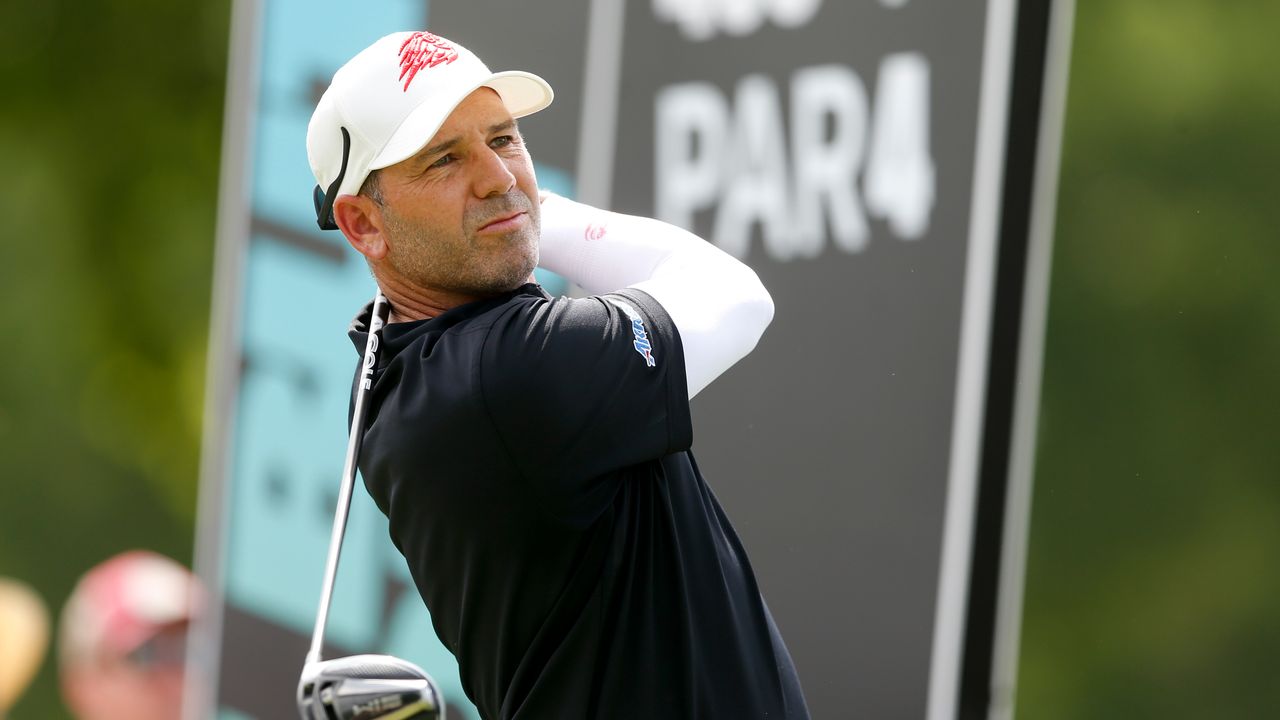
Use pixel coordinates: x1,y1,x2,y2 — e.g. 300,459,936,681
375,272,535,324
380,281,479,324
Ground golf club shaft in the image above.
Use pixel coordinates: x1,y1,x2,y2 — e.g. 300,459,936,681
306,291,390,666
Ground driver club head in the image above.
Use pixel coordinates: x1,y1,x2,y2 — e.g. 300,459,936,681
297,654,445,720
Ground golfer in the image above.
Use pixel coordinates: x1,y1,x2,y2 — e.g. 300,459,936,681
307,31,809,720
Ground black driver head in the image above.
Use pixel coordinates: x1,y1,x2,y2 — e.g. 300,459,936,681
297,654,444,720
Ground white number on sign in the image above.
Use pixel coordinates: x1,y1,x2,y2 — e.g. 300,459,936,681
652,0,824,41
654,55,936,261
865,53,935,241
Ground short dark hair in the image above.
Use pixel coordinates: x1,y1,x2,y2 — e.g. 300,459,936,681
359,169,383,203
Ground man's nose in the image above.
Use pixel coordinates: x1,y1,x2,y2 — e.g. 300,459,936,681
473,147,516,198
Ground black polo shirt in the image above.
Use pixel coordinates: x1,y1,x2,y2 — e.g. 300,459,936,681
349,284,808,720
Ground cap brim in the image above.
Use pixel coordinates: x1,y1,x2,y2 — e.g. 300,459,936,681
371,71,554,173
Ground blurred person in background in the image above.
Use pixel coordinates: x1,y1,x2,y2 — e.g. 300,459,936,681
57,551,197,720
0,577,50,718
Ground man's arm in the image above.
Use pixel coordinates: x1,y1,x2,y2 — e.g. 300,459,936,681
537,192,774,399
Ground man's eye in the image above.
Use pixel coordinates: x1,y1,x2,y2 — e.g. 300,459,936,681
491,135,514,148
429,154,454,169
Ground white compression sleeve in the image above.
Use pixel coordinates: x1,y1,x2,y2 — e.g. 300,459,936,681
536,192,774,399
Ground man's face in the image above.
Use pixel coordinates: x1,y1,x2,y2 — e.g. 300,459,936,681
373,87,540,297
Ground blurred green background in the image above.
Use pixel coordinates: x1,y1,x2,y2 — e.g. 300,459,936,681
0,1,228,716
1018,1,1280,717
0,0,1275,717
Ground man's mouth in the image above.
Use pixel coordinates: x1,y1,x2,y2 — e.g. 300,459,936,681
477,211,527,234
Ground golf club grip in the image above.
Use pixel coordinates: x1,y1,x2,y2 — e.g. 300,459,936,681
305,291,391,665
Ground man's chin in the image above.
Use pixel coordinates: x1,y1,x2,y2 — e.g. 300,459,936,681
496,265,539,292
493,243,539,289
472,258,538,296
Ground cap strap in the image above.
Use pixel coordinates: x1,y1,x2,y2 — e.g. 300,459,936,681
313,127,351,231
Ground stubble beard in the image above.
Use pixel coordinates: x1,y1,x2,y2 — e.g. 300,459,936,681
382,191,541,296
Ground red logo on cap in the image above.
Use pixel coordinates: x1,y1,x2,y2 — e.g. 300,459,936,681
398,32,459,91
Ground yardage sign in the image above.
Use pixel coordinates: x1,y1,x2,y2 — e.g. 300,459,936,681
194,0,1070,717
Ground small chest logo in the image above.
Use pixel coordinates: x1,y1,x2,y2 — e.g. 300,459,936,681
398,32,459,91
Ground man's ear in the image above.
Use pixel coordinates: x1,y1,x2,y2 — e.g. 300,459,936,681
334,194,389,261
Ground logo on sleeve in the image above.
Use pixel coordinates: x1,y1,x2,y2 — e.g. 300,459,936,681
606,298,657,368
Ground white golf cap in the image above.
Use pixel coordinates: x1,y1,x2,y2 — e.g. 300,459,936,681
307,31,554,217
